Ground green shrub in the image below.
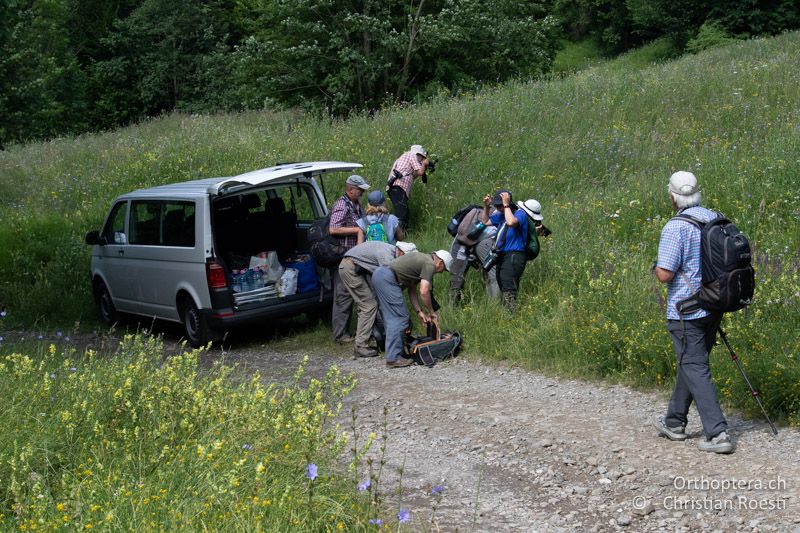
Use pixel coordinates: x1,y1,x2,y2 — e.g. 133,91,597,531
686,21,736,54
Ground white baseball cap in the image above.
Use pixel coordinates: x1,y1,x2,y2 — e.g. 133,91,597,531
396,241,417,254
433,250,453,272
668,171,699,196
410,144,427,157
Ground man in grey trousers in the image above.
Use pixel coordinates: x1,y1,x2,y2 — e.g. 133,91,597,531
339,240,417,358
372,250,452,368
653,171,733,454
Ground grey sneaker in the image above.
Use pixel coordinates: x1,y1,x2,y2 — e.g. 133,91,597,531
654,415,688,441
354,346,379,358
698,431,734,454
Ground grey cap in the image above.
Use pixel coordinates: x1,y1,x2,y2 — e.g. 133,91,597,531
346,174,370,190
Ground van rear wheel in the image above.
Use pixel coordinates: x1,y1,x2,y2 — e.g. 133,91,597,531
180,298,210,348
97,282,119,325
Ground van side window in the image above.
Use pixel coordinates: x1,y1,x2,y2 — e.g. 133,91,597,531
102,201,127,244
270,184,317,222
130,200,196,247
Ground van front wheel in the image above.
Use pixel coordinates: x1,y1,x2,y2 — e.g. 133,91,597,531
180,298,210,348
97,282,119,326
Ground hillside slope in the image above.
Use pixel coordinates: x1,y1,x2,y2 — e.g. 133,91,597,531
1,32,798,421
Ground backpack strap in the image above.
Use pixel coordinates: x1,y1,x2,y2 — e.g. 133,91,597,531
673,213,705,229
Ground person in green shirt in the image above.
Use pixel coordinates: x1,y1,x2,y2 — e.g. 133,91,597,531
371,250,453,368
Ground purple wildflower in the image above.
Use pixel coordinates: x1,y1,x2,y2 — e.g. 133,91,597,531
50,373,56,379
69,367,77,372
37,335,43,340
358,478,371,491
241,443,253,451
305,463,318,480
398,508,411,523
0,336,3,343
64,336,70,342
0,310,6,317
368,518,383,525
431,484,445,495
56,331,62,337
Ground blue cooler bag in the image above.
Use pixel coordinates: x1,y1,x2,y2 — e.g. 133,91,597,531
283,255,320,294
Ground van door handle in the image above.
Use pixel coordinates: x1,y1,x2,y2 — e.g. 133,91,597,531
118,250,124,256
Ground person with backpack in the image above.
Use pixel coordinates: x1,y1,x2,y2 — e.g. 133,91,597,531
480,190,529,310
328,174,369,344
653,171,733,454
385,144,431,230
448,204,500,303
339,240,417,358
356,190,404,245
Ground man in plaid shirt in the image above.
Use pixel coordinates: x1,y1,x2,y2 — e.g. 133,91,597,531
386,144,431,230
653,171,732,454
328,174,369,343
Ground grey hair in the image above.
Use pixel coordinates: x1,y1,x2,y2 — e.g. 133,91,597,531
671,190,701,209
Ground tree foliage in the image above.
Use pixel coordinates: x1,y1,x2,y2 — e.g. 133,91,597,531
1,0,799,145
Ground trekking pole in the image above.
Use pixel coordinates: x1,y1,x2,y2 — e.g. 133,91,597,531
718,328,778,435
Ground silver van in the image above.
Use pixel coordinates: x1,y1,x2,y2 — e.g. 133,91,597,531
84,161,361,346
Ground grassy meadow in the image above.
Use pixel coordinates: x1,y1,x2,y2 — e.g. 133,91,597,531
1,32,799,418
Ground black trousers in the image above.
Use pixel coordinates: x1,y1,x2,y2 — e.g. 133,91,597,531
387,186,410,229
496,251,526,307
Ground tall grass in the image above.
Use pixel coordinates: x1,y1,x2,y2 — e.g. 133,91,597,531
1,33,799,422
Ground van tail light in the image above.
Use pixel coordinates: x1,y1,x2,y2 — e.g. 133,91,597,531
206,261,227,289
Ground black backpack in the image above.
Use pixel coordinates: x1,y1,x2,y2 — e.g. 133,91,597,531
447,204,480,237
308,214,347,268
674,213,755,314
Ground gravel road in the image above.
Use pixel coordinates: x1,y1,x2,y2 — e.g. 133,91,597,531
217,338,800,533
9,327,797,532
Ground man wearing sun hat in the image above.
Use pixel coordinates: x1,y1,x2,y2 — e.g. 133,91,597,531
372,249,452,368
328,174,370,344
386,144,431,230
653,170,732,454
480,189,529,310
339,240,417,358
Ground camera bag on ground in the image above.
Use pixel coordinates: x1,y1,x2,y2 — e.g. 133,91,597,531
447,204,481,237
674,212,755,314
308,214,347,268
406,322,461,367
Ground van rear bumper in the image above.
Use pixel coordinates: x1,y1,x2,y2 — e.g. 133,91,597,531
203,290,332,329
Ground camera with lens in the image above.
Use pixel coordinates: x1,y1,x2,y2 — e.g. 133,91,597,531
421,156,437,184
482,248,500,272
535,221,552,237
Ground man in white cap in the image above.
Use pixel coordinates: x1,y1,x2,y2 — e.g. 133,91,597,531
328,174,370,344
386,144,432,230
339,240,417,358
653,171,732,454
371,249,452,368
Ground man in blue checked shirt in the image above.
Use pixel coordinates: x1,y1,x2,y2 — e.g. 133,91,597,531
653,171,733,454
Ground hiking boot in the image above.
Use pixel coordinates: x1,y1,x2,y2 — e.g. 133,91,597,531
386,357,414,368
698,431,734,454
335,334,354,345
654,415,688,441
354,346,379,358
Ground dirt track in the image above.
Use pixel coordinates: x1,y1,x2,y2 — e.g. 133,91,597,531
218,340,800,532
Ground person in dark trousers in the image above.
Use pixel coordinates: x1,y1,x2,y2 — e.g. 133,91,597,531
448,205,499,303
328,174,369,344
385,144,430,230
653,171,733,454
339,240,417,358
372,250,452,368
480,190,528,310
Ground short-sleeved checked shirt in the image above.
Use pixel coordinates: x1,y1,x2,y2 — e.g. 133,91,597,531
386,150,423,196
329,195,364,251
657,205,717,320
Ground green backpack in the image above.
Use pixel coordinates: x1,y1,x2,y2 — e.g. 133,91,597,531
525,217,540,261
